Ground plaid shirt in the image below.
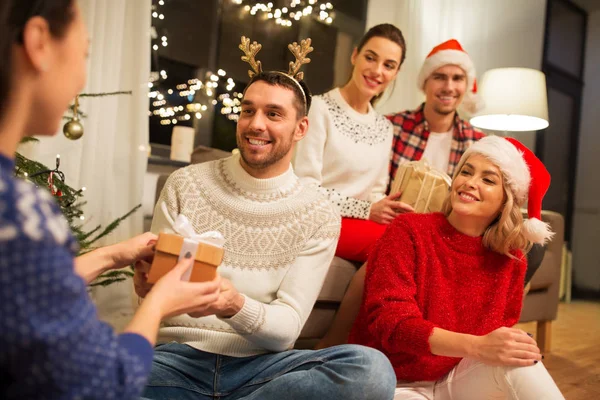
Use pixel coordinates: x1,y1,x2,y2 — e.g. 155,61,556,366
387,103,485,185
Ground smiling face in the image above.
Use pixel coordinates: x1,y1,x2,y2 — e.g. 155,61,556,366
236,80,308,178
423,64,468,116
350,36,403,100
449,154,506,225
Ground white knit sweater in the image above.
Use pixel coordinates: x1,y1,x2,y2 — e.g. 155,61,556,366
151,153,340,357
293,88,394,219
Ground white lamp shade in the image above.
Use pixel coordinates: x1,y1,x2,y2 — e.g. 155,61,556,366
470,68,549,131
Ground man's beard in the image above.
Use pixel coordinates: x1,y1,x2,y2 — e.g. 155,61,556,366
237,129,294,170
433,94,458,116
433,105,456,116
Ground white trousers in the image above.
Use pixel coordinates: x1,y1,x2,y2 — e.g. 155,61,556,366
394,358,564,400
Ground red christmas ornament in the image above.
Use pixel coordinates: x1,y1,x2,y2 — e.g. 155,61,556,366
47,171,63,197
47,172,56,195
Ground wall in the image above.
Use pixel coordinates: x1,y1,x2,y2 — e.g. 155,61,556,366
571,9,600,291
365,0,547,150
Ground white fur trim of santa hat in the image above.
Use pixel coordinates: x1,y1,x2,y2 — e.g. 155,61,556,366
460,136,531,203
523,218,554,245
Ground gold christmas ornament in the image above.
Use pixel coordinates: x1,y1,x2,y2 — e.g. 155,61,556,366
63,96,84,140
63,119,84,140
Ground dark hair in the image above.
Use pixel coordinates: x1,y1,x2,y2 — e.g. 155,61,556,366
354,23,407,105
0,0,75,116
243,71,312,119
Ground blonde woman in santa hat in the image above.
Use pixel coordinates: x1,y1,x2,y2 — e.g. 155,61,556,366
349,135,564,399
293,23,414,265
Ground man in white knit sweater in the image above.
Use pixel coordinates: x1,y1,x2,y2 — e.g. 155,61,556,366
135,70,396,399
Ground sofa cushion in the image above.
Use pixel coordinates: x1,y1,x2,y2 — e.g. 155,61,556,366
529,211,564,291
299,307,337,339
317,257,360,302
190,145,231,164
529,247,559,290
296,257,359,347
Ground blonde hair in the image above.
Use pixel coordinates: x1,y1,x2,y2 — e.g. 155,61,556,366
441,156,532,258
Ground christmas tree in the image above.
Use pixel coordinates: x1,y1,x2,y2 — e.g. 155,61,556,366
15,92,140,287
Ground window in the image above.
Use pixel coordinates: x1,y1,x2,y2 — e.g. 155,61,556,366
149,0,368,150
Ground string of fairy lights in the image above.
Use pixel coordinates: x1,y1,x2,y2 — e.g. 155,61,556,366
149,0,335,125
16,153,88,221
232,0,335,26
148,69,241,125
151,0,167,53
150,0,240,124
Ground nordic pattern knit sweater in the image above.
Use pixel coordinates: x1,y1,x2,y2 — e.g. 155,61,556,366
349,212,526,381
293,88,393,220
152,153,340,357
0,153,152,399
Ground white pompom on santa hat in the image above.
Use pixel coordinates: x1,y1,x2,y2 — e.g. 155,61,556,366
417,39,484,114
461,135,554,245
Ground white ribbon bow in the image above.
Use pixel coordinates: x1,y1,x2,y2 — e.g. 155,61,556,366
160,202,225,281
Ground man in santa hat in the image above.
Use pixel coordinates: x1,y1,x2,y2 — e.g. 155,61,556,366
387,39,485,187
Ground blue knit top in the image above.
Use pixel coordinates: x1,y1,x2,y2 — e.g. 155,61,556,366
0,153,153,399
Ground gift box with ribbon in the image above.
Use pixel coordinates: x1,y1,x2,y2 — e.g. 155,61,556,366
147,203,225,283
389,159,452,213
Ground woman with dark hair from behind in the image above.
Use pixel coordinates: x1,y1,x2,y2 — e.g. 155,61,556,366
0,1,222,399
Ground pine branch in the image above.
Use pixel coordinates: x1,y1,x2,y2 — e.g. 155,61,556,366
62,91,132,120
13,153,141,254
14,153,81,211
78,225,103,242
84,204,142,247
64,106,87,119
89,278,127,287
96,270,135,278
16,119,140,289
20,137,39,144
79,91,132,97
89,269,134,287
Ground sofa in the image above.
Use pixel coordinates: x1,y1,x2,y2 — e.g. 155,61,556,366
153,147,565,353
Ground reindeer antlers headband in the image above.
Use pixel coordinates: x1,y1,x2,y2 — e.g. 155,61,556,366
239,36,313,111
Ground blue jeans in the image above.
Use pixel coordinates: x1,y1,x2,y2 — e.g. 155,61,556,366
141,342,396,400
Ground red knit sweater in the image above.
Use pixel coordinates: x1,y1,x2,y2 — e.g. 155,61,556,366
349,212,526,382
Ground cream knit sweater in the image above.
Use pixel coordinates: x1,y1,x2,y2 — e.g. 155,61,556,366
151,153,340,357
293,88,394,220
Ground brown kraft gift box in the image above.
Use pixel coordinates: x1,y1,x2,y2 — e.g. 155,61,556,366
147,232,224,283
389,159,451,213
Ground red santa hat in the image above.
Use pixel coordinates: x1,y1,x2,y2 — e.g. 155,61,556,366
459,135,554,245
417,39,483,114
